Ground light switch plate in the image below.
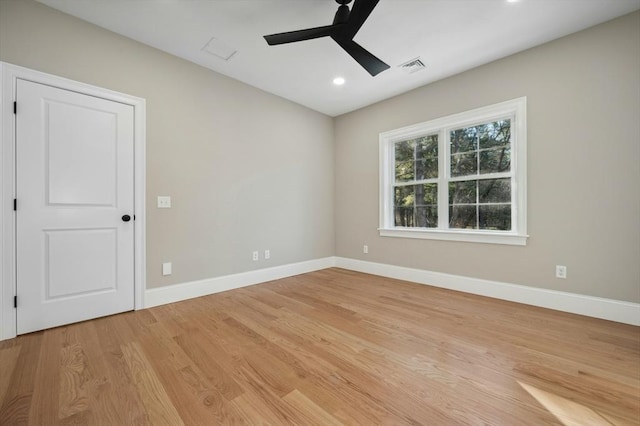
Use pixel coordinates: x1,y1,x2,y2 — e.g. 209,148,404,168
157,196,171,208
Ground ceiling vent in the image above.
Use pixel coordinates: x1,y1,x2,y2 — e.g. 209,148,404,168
202,37,237,61
399,57,426,74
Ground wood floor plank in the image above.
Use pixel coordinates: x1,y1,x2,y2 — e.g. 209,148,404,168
0,332,43,425
121,341,184,426
228,391,287,425
152,355,245,425
282,389,344,426
74,321,134,425
0,345,22,407
27,327,62,425
173,331,245,401
139,322,249,424
92,314,151,425
1,268,638,425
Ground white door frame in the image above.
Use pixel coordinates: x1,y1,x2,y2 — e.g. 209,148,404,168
0,62,146,341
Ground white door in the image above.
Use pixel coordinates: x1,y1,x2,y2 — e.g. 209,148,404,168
16,79,135,335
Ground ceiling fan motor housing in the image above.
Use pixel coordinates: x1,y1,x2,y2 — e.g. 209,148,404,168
334,5,351,25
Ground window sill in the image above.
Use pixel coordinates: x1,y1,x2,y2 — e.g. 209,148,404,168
378,228,528,246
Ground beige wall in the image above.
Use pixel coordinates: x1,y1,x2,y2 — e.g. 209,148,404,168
1,1,638,303
335,12,640,303
0,0,335,288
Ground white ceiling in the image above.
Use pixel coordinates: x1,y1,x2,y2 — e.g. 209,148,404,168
36,0,640,117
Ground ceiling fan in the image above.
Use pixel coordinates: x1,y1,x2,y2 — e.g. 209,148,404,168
263,0,390,77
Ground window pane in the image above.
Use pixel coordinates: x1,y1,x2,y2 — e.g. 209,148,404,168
451,152,477,177
394,206,414,227
394,185,414,227
449,180,476,204
479,120,511,149
416,135,438,159
394,185,414,207
394,184,437,228
480,147,510,174
449,205,477,229
450,128,477,153
416,206,438,228
479,179,511,203
479,205,511,230
416,157,438,179
452,120,512,176
395,140,414,182
417,183,438,205
395,140,414,161
395,160,414,182
395,135,438,182
416,135,438,180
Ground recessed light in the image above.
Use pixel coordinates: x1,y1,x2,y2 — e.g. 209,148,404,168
333,77,345,86
507,0,520,3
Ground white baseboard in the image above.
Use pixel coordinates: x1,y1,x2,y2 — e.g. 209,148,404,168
334,257,640,326
144,256,639,326
145,257,335,308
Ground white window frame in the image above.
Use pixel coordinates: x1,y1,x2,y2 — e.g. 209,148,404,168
379,97,528,245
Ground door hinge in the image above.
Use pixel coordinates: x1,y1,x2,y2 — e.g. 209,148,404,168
13,101,16,115
13,198,17,211
14,296,17,308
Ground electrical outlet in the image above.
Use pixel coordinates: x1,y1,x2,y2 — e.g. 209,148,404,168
157,196,171,208
162,262,172,276
363,245,369,254
555,265,567,279
252,251,259,261
264,249,270,260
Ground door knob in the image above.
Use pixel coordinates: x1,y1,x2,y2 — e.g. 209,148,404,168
122,214,131,222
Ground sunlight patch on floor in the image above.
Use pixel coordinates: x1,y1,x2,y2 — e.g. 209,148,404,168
518,381,616,426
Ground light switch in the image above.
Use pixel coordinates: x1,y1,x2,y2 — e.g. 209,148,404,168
157,196,171,208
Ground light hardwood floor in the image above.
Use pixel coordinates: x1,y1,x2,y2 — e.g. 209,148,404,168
1,268,638,425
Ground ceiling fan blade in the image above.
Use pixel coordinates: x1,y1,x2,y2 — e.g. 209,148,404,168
334,38,390,76
343,0,380,39
264,24,340,45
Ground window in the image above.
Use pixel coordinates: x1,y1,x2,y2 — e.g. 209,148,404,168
379,97,527,245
